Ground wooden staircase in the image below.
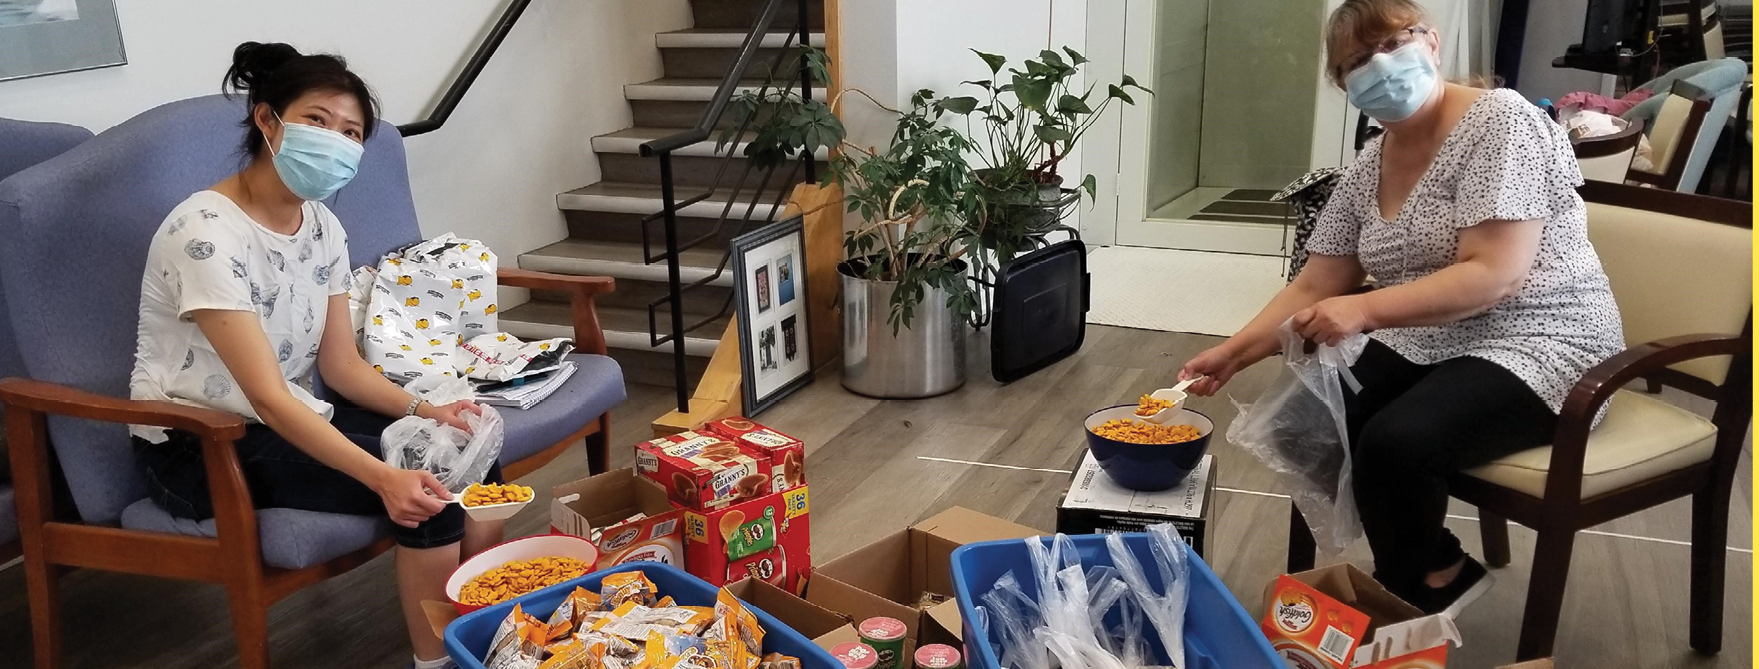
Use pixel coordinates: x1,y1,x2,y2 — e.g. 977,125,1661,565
500,0,826,386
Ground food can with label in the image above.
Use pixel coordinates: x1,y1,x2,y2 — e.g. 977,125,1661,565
832,642,879,669
857,617,908,669
912,644,963,669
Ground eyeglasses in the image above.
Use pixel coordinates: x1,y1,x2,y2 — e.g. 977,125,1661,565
1341,26,1431,74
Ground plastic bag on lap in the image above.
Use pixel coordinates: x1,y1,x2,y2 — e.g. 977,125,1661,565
381,405,505,493
1227,319,1367,553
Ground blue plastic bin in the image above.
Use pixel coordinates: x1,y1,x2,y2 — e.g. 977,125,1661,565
445,562,842,669
951,534,1281,669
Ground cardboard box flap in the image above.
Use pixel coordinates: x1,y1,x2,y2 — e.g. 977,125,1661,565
924,599,964,643
726,577,851,637
806,569,924,639
914,506,1043,545
817,530,916,604
551,468,676,536
814,625,864,653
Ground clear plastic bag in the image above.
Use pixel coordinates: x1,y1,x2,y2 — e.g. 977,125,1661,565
1107,524,1190,668
381,405,506,493
1227,319,1367,553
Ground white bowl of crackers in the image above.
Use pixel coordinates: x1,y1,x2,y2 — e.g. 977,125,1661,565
455,482,536,522
445,534,600,614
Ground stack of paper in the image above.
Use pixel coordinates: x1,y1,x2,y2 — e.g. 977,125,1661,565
474,361,576,410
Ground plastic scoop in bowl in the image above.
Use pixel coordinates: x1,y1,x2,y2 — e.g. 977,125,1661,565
1138,377,1202,424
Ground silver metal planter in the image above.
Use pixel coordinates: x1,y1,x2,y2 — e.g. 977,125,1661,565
840,261,967,398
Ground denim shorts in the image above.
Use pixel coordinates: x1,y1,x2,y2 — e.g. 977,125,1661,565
133,405,503,550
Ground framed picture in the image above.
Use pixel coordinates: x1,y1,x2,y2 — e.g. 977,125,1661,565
731,216,812,416
0,0,126,82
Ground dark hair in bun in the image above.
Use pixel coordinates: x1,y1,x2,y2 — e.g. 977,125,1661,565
222,41,380,155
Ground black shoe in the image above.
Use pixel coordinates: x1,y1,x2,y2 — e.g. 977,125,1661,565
1414,557,1494,617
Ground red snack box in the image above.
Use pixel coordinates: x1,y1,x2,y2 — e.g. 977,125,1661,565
1262,575,1370,669
682,484,811,594
704,417,806,492
636,431,771,510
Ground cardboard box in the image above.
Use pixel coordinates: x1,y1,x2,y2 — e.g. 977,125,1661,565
636,431,772,510
1056,451,1216,556
682,483,811,593
725,577,858,653
703,417,807,493
808,507,1042,649
550,468,687,570
1496,661,1553,669
1262,564,1461,669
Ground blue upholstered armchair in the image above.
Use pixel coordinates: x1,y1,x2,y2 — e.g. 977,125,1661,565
0,95,624,668
0,117,93,563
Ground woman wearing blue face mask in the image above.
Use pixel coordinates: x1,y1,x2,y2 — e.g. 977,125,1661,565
1182,0,1622,615
129,42,502,668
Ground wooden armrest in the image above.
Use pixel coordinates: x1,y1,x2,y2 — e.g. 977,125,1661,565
495,268,614,356
1540,333,1745,500
0,377,246,441
497,268,615,295
1,377,262,565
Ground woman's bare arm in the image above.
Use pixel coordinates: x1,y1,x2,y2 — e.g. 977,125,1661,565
1358,219,1542,327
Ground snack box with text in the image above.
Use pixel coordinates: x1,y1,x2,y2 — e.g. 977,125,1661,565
683,483,811,593
1262,564,1461,669
550,467,686,571
637,431,772,510
703,417,807,493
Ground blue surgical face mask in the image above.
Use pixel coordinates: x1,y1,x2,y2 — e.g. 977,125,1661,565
267,112,364,201
1344,41,1438,123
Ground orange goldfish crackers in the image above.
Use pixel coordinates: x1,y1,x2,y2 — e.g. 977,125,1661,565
463,482,535,507
459,556,594,607
1091,419,1202,445
1133,394,1176,416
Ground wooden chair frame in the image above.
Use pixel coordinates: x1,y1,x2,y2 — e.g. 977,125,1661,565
2,268,615,669
1288,183,1753,662
1626,80,1715,191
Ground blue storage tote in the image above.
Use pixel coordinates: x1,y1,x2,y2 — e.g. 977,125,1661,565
445,562,841,669
951,533,1281,669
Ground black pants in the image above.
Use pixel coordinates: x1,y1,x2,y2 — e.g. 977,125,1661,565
133,404,503,549
1345,340,1556,594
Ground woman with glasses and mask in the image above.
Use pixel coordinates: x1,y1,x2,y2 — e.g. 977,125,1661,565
1181,0,1622,614
129,42,503,668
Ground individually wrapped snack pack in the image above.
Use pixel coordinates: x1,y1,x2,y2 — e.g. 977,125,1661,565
545,587,605,640
710,589,765,663
486,605,549,669
381,405,505,493
759,653,802,669
594,602,716,640
602,572,660,609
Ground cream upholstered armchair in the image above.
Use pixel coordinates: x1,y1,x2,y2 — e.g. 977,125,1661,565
1287,181,1751,663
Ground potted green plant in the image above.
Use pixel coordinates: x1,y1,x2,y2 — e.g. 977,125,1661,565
826,89,985,398
939,47,1150,260
718,48,844,170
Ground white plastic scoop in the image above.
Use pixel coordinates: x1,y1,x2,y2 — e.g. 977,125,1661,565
1138,377,1202,424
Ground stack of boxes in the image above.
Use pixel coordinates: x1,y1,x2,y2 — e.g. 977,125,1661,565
634,418,813,593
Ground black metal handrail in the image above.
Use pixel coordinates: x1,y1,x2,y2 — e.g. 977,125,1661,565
642,0,820,412
397,0,533,137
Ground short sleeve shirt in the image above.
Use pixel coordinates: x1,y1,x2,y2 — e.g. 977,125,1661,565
1306,88,1625,413
129,191,354,441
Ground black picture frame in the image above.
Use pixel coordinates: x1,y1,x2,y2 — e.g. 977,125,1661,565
731,216,813,416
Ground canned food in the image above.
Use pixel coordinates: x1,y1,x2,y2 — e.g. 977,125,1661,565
832,642,879,669
913,644,963,669
857,617,908,669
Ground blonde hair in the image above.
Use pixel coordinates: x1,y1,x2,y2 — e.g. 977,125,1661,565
1324,0,1432,88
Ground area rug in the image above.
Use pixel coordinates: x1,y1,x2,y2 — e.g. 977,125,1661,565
1086,245,1287,337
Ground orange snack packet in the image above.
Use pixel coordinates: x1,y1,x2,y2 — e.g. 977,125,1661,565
602,571,659,609
485,604,549,669
709,589,764,664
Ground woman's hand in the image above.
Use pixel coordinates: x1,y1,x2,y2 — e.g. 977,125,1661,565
1180,343,1252,397
373,466,452,528
1291,295,1375,347
419,399,483,433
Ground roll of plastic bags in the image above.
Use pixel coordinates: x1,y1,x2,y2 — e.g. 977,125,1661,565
381,405,505,493
1227,319,1368,553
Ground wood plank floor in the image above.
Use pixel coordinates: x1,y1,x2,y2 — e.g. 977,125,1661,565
0,324,1747,668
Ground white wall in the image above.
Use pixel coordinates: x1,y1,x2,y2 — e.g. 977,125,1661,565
0,0,691,264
